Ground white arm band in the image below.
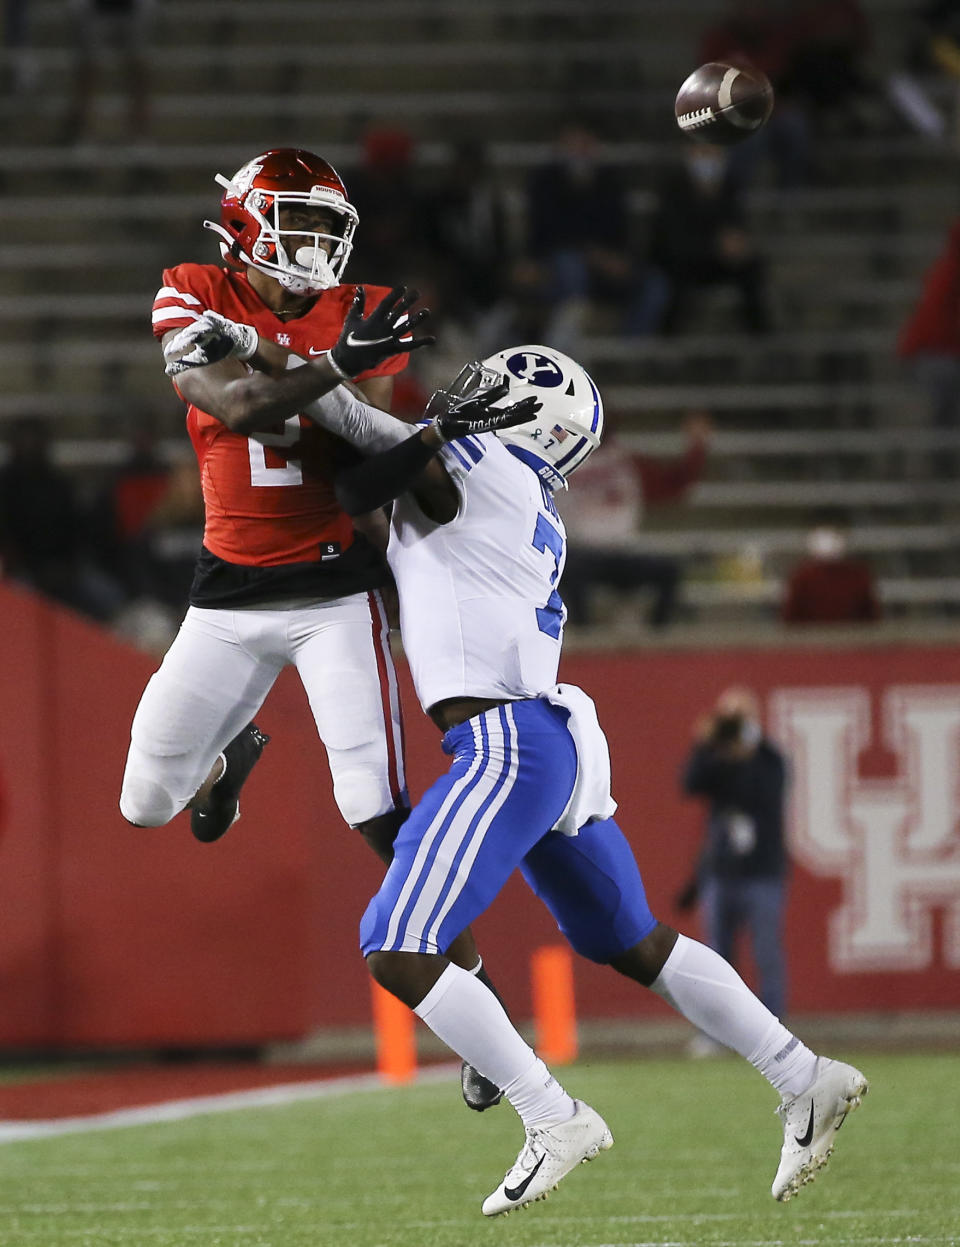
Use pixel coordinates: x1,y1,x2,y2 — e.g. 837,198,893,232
305,386,416,453
286,355,416,453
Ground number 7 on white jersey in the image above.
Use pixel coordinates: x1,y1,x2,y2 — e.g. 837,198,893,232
533,513,565,638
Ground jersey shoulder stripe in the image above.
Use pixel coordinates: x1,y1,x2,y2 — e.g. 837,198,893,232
444,441,472,471
152,264,224,340
156,286,202,305
152,305,201,328
458,435,486,464
415,419,488,474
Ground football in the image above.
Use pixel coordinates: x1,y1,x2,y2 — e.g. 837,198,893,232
674,62,774,145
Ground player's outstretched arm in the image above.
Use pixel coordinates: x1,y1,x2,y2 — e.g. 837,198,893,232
326,285,434,380
161,287,433,436
334,384,540,522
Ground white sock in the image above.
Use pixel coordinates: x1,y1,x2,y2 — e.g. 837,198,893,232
651,933,818,1096
415,963,576,1128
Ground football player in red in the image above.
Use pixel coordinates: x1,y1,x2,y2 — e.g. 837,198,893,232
118,149,511,1111
120,147,429,859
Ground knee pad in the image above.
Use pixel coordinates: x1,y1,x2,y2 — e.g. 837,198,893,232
331,763,396,828
118,774,181,827
120,737,212,828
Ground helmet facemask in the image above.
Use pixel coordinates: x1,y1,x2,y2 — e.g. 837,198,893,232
424,360,505,422
241,184,356,293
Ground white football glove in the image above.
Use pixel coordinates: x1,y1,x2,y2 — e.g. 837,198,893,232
163,310,259,377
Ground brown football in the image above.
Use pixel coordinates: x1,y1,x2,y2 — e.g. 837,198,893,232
674,62,774,145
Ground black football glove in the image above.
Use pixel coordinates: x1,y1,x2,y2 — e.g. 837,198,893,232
434,380,541,442
328,285,434,379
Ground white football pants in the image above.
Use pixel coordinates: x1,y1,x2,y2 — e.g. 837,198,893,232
119,590,406,829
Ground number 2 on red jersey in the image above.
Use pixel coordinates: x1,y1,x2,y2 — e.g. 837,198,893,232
248,417,302,486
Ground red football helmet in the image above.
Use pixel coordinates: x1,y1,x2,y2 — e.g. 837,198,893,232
203,148,359,294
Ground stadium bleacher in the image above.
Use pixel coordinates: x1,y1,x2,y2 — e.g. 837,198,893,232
1,0,958,630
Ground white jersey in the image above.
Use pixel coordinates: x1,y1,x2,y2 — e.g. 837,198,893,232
388,432,566,712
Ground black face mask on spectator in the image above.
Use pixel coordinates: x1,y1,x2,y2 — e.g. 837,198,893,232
712,713,746,745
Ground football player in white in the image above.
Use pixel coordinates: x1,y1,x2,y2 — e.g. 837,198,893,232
166,323,869,1215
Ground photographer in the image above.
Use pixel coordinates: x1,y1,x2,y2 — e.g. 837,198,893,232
678,687,790,1038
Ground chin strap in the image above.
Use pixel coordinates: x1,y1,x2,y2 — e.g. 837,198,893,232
275,242,338,293
276,268,335,295
202,220,339,292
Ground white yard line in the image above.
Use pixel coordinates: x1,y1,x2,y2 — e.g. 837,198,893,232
0,1063,459,1144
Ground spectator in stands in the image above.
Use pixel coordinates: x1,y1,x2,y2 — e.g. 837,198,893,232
523,120,636,351
780,1,876,132
780,522,881,624
107,455,205,656
0,417,125,621
346,121,425,287
698,1,885,186
419,140,516,337
696,0,815,187
678,685,790,1047
641,143,772,335
3,0,35,96
92,428,202,611
557,412,712,630
62,0,156,145
897,214,960,476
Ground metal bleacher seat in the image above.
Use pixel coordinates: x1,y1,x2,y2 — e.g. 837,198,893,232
1,0,958,626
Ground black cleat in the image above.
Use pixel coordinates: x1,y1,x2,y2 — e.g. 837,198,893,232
191,723,270,843
461,1061,503,1111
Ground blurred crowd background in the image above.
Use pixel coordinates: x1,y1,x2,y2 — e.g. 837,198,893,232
1,0,959,654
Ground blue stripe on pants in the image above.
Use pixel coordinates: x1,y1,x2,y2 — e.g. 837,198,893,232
360,699,576,956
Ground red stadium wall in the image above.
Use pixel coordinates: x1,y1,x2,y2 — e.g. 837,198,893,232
1,580,958,1049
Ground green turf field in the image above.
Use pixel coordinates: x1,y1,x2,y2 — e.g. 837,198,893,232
0,1052,956,1247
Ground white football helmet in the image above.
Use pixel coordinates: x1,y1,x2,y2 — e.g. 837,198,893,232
484,345,603,490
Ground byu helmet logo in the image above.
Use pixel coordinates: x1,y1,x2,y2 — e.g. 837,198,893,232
505,351,564,387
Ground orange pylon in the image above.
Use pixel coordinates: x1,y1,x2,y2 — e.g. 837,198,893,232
371,980,417,1083
531,944,578,1065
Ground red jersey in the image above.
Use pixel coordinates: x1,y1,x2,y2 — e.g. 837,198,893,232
152,265,406,605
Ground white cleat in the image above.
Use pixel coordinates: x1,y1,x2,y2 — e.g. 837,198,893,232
481,1099,613,1217
772,1056,868,1202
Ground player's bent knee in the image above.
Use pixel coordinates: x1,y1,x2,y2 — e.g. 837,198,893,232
608,921,677,985
356,808,407,864
364,949,392,986
334,765,395,828
118,777,180,828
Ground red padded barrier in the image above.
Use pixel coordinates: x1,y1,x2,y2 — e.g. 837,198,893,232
1,581,957,1047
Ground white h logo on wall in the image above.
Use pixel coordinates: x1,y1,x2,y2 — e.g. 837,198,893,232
770,687,960,973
